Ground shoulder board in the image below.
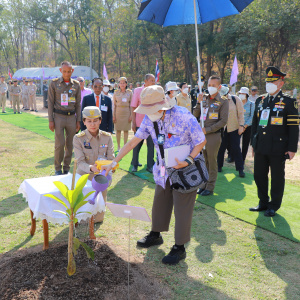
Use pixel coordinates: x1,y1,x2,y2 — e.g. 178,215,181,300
100,131,111,137
72,79,79,84
52,78,59,82
76,131,86,137
282,93,293,99
221,96,227,101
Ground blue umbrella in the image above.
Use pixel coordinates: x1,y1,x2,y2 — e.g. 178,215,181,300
138,0,254,126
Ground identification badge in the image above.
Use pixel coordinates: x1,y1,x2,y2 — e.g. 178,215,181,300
271,117,283,125
157,134,165,145
259,109,270,126
160,166,165,177
122,97,127,102
209,112,218,119
69,97,75,103
201,108,208,121
84,142,92,149
101,105,108,112
61,94,68,106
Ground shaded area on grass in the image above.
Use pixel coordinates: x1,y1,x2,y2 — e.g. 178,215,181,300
0,195,28,218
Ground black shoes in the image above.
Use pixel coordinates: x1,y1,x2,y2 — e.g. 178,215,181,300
239,171,245,178
218,167,222,172
197,188,204,194
138,163,142,167
249,205,268,212
146,167,153,173
264,208,275,217
63,170,69,174
55,170,63,175
137,232,163,248
227,157,234,163
131,166,138,172
200,189,213,196
162,245,186,265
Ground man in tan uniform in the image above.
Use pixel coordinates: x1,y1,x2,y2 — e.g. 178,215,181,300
48,61,81,175
176,82,192,112
73,106,114,223
28,79,38,112
8,80,13,108
11,79,22,114
22,79,29,110
193,75,229,196
0,76,8,113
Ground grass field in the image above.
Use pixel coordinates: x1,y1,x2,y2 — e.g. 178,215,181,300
0,117,300,299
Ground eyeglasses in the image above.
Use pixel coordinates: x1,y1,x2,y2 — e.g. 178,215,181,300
79,80,84,83
251,89,258,91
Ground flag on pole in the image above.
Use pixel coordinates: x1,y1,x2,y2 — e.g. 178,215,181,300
8,67,12,79
103,63,108,80
230,56,239,86
155,59,160,83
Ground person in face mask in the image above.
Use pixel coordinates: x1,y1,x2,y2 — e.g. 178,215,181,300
190,75,206,112
193,75,229,196
165,81,179,104
101,85,206,265
250,66,299,217
81,77,113,134
176,82,192,112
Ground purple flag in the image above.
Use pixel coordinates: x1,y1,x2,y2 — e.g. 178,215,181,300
230,56,239,86
103,63,108,80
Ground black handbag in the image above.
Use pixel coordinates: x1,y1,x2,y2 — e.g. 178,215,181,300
153,122,208,193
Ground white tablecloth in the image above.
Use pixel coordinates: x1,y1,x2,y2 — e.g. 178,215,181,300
18,174,105,224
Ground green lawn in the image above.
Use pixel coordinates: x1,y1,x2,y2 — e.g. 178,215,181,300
0,119,300,299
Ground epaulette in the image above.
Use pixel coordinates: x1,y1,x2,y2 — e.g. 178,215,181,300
282,93,293,99
72,79,79,84
221,96,227,101
100,130,111,136
76,131,85,137
52,78,59,82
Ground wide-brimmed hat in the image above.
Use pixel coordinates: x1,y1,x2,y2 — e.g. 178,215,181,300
165,81,179,92
103,79,111,86
238,87,249,95
220,85,230,97
134,85,176,115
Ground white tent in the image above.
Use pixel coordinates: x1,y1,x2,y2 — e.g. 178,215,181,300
13,66,99,80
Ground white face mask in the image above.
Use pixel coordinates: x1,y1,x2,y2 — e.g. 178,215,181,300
208,86,218,95
182,88,189,94
266,83,278,94
239,94,246,101
103,86,109,93
148,111,163,122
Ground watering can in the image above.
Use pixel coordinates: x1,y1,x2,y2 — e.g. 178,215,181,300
89,170,112,205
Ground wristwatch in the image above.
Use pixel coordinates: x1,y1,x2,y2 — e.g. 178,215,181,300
111,161,118,168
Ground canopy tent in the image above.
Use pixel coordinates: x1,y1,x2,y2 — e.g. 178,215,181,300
12,66,99,80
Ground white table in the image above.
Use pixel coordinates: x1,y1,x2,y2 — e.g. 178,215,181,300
19,174,105,249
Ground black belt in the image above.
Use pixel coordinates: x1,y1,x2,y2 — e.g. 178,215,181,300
54,108,75,116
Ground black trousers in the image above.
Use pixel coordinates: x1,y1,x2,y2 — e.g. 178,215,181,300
131,127,155,169
254,152,285,211
241,126,252,161
218,129,244,172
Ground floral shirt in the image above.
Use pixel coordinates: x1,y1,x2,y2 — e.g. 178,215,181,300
135,106,205,188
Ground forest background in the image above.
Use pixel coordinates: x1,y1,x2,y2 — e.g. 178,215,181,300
0,0,299,91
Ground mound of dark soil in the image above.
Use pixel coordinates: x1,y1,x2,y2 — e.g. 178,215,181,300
0,239,168,300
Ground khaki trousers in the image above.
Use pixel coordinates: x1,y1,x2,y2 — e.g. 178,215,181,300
29,95,37,111
23,95,29,109
0,93,6,112
152,179,197,245
12,95,20,113
200,132,222,192
54,113,76,172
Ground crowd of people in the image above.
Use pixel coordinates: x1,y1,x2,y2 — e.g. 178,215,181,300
2,60,298,266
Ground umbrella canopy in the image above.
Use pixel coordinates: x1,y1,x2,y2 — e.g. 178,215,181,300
13,66,99,81
138,0,254,27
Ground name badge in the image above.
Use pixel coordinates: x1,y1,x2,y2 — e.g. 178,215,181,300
209,112,218,119
122,97,127,102
61,94,68,106
201,108,208,121
259,109,270,126
271,117,283,125
160,166,165,177
101,105,108,112
157,134,165,145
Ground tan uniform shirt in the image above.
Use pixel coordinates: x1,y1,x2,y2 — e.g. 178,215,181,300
0,82,8,94
73,129,115,175
28,84,37,96
22,84,29,96
226,94,244,132
193,93,229,134
176,92,192,112
10,85,22,98
48,77,81,122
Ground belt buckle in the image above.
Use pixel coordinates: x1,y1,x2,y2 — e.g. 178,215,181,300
68,112,70,116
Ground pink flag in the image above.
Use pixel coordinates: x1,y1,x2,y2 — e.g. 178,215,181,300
8,67,12,79
103,63,108,80
230,56,239,86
